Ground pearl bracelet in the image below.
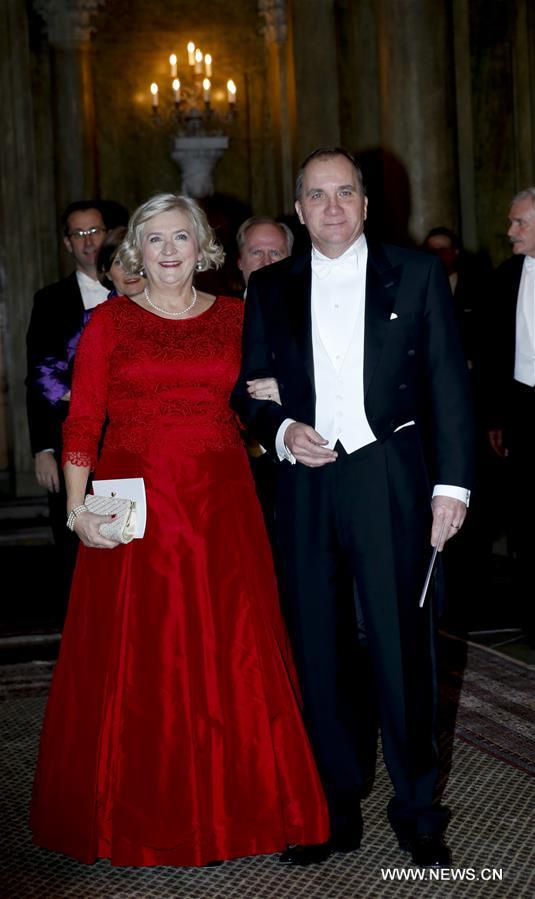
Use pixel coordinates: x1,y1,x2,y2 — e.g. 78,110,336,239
66,504,88,531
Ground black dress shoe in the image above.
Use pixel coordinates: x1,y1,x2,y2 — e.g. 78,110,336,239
397,834,413,854
393,821,417,854
407,833,451,867
330,832,362,853
278,843,331,865
278,831,361,866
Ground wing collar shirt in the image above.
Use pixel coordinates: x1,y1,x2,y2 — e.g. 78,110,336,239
514,255,535,387
310,234,376,452
76,270,109,310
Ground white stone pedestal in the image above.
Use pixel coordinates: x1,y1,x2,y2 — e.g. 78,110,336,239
171,135,229,198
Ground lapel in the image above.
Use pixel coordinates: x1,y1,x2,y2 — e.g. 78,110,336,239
511,254,524,299
62,272,86,332
285,251,315,392
284,243,403,400
363,243,403,395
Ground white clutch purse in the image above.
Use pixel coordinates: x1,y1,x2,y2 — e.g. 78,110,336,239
84,494,137,544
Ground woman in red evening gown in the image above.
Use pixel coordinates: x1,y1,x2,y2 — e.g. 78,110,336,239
30,194,329,867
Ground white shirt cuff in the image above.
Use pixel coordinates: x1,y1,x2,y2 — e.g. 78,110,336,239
432,484,470,507
275,418,297,463
36,448,55,455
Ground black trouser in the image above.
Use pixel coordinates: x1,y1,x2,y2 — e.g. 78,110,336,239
249,452,277,550
508,381,535,647
275,428,448,839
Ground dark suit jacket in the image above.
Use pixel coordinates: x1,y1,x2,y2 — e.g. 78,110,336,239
481,255,523,431
232,242,474,491
26,272,86,455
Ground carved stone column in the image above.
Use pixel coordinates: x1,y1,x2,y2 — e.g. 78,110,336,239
292,0,341,161
0,0,44,493
35,0,103,215
451,0,477,251
377,0,459,243
512,0,535,191
258,0,297,213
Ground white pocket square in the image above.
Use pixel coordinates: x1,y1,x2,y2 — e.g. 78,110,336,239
390,312,398,320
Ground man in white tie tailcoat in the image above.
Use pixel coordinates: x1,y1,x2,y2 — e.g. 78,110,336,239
232,148,474,867
484,188,535,659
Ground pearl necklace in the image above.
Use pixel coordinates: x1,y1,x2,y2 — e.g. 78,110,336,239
144,286,197,317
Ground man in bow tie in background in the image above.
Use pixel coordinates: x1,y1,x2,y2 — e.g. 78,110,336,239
232,147,474,868
26,199,128,617
483,188,535,660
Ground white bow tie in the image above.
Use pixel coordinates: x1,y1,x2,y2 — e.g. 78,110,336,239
312,253,358,279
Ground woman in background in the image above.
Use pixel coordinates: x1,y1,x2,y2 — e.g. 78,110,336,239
30,193,329,868
97,226,146,299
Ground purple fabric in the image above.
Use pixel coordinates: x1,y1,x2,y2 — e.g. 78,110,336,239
33,310,92,406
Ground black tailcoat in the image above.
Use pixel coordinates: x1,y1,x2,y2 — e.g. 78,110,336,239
481,253,534,645
481,254,523,432
233,243,473,487
232,242,474,838
26,272,85,455
26,271,85,613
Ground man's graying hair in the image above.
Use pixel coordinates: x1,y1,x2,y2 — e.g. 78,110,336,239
512,187,535,206
236,217,294,254
295,147,366,201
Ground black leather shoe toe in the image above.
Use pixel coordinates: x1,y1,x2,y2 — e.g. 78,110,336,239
395,824,416,854
397,837,412,854
330,833,362,853
409,834,451,867
278,843,331,865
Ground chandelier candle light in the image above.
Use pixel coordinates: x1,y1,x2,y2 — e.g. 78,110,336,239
149,42,237,133
149,41,237,198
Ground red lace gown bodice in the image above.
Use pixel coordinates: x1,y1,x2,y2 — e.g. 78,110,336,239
63,294,244,468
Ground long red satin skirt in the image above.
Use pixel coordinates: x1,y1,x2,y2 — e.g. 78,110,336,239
30,444,329,866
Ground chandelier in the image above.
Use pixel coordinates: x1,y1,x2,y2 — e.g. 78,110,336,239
149,42,237,136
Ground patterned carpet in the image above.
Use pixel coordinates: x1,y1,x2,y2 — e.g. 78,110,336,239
0,639,533,898
439,635,535,776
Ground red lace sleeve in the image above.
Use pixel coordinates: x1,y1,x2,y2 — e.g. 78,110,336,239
62,304,116,470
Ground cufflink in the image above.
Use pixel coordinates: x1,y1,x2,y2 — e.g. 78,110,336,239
390,312,398,320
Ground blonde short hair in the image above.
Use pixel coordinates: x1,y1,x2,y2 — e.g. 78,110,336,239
119,193,225,274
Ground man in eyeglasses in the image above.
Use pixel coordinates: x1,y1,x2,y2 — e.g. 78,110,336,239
26,199,128,617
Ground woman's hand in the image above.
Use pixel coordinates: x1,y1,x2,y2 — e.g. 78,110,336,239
247,377,281,405
73,510,121,549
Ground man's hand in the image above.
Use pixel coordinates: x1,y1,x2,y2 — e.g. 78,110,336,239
35,452,60,493
284,422,338,467
431,495,467,550
487,428,506,458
